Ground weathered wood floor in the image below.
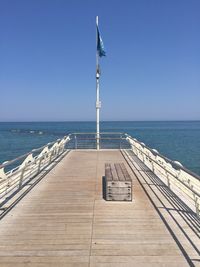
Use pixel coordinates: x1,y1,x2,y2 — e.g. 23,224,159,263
0,150,199,267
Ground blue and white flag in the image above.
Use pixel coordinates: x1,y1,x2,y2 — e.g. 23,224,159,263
97,26,106,57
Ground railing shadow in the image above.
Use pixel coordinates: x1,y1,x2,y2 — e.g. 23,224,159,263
122,149,200,267
131,152,200,232
0,150,70,220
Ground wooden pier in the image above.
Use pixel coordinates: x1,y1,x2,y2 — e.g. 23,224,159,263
0,150,199,266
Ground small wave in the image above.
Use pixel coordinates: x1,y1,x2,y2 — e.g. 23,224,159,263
11,129,20,133
11,129,44,135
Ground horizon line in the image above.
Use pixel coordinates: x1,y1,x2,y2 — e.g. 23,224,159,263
0,120,200,123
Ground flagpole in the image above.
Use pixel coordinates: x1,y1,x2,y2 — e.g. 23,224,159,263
96,16,100,150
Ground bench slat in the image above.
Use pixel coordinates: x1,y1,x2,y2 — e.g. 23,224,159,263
114,163,125,181
120,163,131,181
110,164,119,181
105,163,112,181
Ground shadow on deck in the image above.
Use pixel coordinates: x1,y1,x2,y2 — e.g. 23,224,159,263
122,149,200,267
0,149,199,267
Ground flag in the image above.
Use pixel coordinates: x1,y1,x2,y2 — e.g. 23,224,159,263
97,26,106,57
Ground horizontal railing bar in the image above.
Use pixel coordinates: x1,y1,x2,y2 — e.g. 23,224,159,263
126,137,200,198
123,148,200,217
0,131,126,169
126,134,200,181
1,131,199,217
0,139,66,170
70,132,125,135
75,138,126,140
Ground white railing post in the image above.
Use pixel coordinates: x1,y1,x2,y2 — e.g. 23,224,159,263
0,134,71,205
127,135,200,217
37,156,43,173
49,150,54,164
19,165,26,189
57,145,61,156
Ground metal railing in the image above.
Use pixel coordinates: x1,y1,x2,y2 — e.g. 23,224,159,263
0,136,70,204
66,132,131,150
0,132,130,205
126,134,200,217
0,132,199,218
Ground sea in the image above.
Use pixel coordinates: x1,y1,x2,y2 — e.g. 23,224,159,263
0,121,200,175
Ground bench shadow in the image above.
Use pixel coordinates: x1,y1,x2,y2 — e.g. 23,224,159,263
102,176,107,200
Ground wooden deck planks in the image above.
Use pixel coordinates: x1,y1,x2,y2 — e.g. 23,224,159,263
0,150,191,266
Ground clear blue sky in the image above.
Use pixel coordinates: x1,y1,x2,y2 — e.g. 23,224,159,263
0,0,199,121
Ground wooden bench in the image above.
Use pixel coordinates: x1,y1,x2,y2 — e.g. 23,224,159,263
105,163,132,201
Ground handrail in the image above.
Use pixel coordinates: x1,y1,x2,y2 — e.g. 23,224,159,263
126,136,200,198
125,134,200,181
71,137,126,140
0,139,61,170
1,132,199,217
0,132,127,170
126,135,200,216
70,132,125,135
0,132,130,205
0,135,71,204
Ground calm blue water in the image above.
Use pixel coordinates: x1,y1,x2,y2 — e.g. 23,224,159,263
0,121,200,175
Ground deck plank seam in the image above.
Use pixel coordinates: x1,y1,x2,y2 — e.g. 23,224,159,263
146,172,200,234
0,150,71,221
128,150,200,232
121,149,195,267
0,150,197,266
127,149,200,259
89,151,98,267
141,170,200,255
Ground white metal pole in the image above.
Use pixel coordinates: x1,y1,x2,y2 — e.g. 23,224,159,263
96,16,100,150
